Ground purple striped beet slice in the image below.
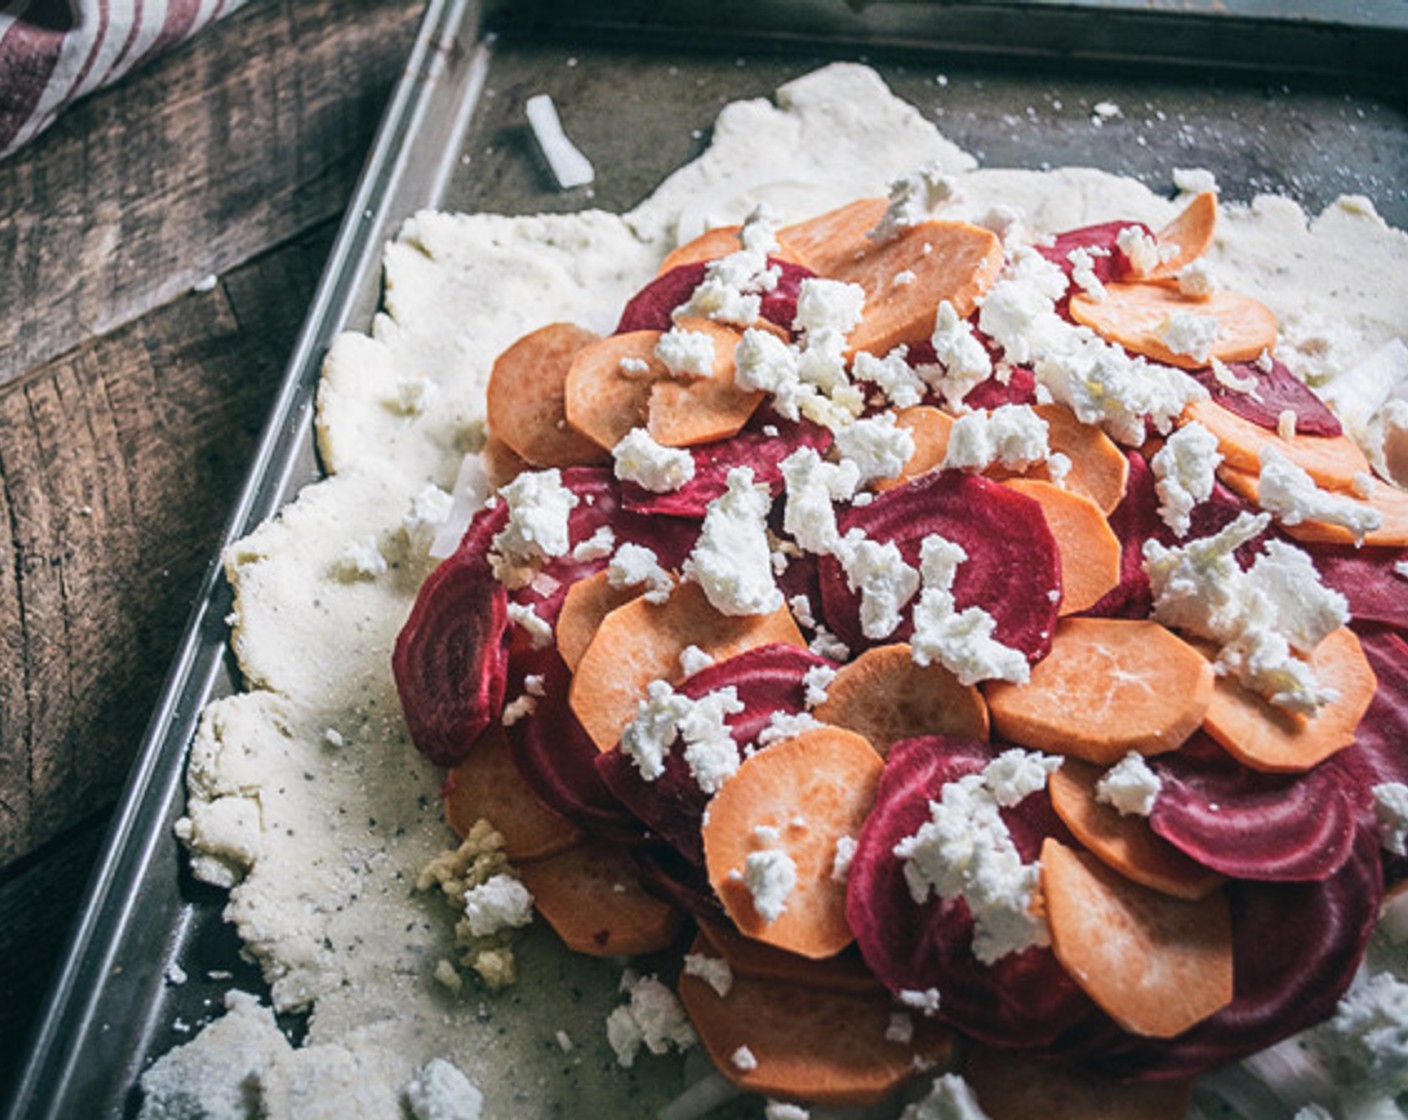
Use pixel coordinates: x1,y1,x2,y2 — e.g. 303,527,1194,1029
1087,821,1383,1080
1311,544,1408,631
620,415,831,518
393,503,512,767
596,643,832,865
1149,734,1359,881
615,259,813,335
846,736,1097,1047
817,471,1060,659
1328,629,1408,795
1190,357,1342,437
504,646,639,838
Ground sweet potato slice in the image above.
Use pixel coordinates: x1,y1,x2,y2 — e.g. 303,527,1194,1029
702,726,883,959
678,939,954,1107
443,724,582,861
646,317,766,447
776,196,890,277
1202,626,1376,773
555,569,640,672
1219,463,1408,549
569,581,806,752
872,406,953,493
1184,396,1372,492
696,918,883,995
966,1043,1193,1120
1034,403,1129,514
563,330,666,451
1069,284,1277,370
812,642,989,755
1001,479,1121,616
1141,191,1218,281
1041,838,1234,1039
657,225,805,273
486,322,609,467
1047,758,1223,901
833,220,1005,358
516,837,684,957
985,618,1213,764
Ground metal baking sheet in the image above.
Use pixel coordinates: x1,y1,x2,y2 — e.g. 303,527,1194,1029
6,1,1406,1117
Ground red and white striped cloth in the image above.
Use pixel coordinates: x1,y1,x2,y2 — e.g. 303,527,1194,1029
0,0,246,158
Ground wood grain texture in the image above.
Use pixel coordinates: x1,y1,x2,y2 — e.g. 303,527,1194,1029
0,0,424,387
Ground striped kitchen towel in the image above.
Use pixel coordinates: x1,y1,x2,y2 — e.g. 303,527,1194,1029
0,0,247,159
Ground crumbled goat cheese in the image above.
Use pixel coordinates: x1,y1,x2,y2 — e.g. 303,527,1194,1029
619,355,652,377
731,1045,759,1071
605,971,696,1068
834,411,916,485
656,325,717,379
853,346,926,408
757,710,823,747
831,834,858,883
613,427,696,492
868,163,958,243
1144,514,1350,711
684,467,783,615
1257,446,1382,541
1159,312,1220,364
735,328,804,418
331,535,387,581
1277,409,1298,441
1210,356,1259,394
500,694,537,727
795,276,866,339
926,299,993,408
802,662,837,709
679,644,714,677
1372,782,1408,856
834,530,921,641
885,1012,915,1045
608,542,674,604
682,951,733,997
1068,246,1108,301
901,1073,993,1120
402,485,454,553
983,748,1063,807
942,404,1050,473
910,534,1030,686
1095,752,1163,817
618,680,744,792
780,446,860,554
506,601,554,649
524,92,594,188
739,848,797,923
1150,420,1222,536
676,207,781,326
764,1102,811,1120
462,874,534,938
898,988,943,1015
572,524,615,561
1313,970,1408,1097
1116,225,1160,276
490,469,579,581
404,1058,485,1120
894,750,1057,963
1177,259,1218,299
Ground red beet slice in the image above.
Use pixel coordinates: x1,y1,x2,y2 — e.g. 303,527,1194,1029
1036,220,1152,286
1082,450,1158,620
1189,357,1341,438
393,504,512,767
615,258,813,335
817,471,1060,660
595,643,831,865
962,366,1039,410
504,646,639,838
1310,544,1408,630
846,735,1097,1047
1149,733,1359,881
620,414,832,518
1087,821,1383,1080
1329,629,1408,795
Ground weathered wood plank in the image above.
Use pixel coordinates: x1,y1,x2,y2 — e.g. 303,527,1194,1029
0,0,423,387
0,223,338,869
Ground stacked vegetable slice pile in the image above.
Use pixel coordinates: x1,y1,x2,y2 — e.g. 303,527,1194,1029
393,184,1408,1114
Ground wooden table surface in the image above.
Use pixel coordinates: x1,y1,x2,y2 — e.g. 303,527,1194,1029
0,0,426,1096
